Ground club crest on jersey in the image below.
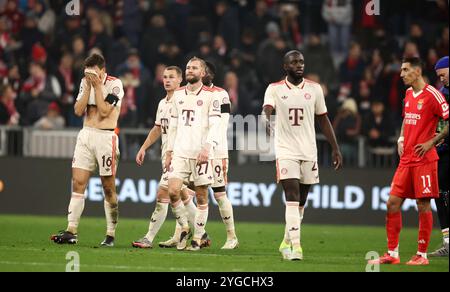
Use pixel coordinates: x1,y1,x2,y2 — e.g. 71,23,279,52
417,99,424,110
112,86,120,95
213,100,220,108
304,93,311,100
197,100,203,106
281,168,288,175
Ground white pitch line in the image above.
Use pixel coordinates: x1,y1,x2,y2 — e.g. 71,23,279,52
0,261,244,272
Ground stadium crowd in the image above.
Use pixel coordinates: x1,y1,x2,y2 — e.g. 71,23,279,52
0,0,448,154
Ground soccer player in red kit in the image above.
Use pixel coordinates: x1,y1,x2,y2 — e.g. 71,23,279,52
369,57,449,266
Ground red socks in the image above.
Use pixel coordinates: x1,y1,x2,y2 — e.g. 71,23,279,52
386,212,402,251
418,211,433,253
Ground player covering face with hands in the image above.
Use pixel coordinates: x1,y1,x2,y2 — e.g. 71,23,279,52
51,54,124,247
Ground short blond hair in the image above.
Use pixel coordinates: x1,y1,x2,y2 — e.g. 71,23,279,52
187,56,206,71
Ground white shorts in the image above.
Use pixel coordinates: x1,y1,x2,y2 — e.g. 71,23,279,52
276,159,319,184
211,158,229,188
169,156,214,187
72,127,120,176
159,159,187,190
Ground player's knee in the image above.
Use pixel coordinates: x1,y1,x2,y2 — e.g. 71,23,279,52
417,200,431,213
386,199,400,213
72,177,87,193
168,186,180,199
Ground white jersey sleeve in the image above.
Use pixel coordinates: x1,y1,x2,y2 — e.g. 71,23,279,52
263,85,276,109
314,84,327,115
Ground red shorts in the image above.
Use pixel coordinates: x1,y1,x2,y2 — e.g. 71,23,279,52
390,161,439,199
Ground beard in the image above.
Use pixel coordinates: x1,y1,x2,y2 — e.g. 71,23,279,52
186,75,200,84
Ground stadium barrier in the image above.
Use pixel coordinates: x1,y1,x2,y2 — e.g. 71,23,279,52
0,157,438,226
0,126,398,168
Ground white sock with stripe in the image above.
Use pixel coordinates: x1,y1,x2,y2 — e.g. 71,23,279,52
67,192,85,234
171,200,189,229
215,192,236,240
183,194,197,229
286,201,300,249
194,204,209,242
145,199,169,242
104,200,118,237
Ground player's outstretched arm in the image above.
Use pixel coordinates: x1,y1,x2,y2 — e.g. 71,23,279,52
316,114,342,170
74,78,91,116
136,126,162,166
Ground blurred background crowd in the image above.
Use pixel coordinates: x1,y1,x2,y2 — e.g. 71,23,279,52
0,0,448,160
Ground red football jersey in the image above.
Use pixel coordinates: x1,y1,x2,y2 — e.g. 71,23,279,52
400,84,449,167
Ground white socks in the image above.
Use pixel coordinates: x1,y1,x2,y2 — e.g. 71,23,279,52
104,200,119,237
183,195,197,229
215,192,236,239
171,200,189,229
67,192,85,234
194,204,209,241
145,199,169,242
286,201,300,248
283,204,305,245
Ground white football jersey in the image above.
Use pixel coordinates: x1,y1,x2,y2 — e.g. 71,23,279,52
168,85,221,159
263,78,327,161
76,74,124,107
155,96,173,159
211,85,230,159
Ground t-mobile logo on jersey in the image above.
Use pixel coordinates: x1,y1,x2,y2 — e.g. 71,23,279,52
182,109,195,126
160,118,169,134
289,108,304,126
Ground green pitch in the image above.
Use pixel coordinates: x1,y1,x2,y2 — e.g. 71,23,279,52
0,215,448,272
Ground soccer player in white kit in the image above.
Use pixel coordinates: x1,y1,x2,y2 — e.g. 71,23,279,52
163,61,239,250
131,66,197,249
165,57,222,251
203,61,238,249
51,54,124,246
263,51,342,260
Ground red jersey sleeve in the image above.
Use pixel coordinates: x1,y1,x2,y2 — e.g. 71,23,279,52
428,86,449,120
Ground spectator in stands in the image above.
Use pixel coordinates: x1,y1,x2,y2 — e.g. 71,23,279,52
279,3,302,48
0,83,18,125
87,17,112,59
363,100,395,148
256,22,290,85
17,62,61,125
0,0,24,35
33,101,64,130
215,0,239,51
116,48,152,127
333,98,361,166
20,11,44,58
243,0,276,43
140,14,173,71
322,0,353,64
227,50,261,114
29,0,55,36
303,33,337,90
55,52,75,125
339,42,366,96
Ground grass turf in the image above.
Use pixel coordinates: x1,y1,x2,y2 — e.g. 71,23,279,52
0,214,448,272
